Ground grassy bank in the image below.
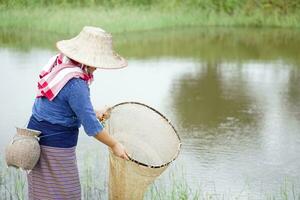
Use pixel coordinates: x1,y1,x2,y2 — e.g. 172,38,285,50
1,1,300,51
1,160,299,200
0,156,199,200
0,4,299,38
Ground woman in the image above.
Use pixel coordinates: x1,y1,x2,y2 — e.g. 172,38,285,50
27,26,128,200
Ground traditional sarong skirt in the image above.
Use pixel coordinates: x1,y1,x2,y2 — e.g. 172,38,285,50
27,116,81,200
28,146,81,200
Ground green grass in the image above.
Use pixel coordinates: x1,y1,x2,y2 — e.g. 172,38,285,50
1,156,300,200
0,5,299,52
0,5,299,38
0,2,300,53
0,162,26,200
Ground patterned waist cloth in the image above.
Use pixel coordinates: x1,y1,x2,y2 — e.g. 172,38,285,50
28,145,81,200
27,116,81,199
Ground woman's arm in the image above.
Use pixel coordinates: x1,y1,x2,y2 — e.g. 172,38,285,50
66,79,129,160
94,130,129,160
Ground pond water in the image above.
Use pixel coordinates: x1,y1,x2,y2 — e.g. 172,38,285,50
0,27,300,199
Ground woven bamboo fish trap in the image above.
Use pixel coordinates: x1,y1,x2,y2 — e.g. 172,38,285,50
106,102,181,200
5,127,41,170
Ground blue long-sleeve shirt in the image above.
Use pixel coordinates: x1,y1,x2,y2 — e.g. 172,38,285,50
31,78,103,137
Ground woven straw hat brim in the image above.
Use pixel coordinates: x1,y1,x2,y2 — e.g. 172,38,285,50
56,40,127,69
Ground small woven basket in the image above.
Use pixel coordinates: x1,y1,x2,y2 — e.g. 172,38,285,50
5,127,41,170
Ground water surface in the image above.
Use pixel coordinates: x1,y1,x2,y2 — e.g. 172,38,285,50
1,27,300,199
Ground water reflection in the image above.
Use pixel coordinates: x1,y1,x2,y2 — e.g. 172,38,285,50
175,61,300,197
1,27,300,64
287,68,300,119
172,61,256,129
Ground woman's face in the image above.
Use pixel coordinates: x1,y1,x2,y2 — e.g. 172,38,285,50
87,66,97,74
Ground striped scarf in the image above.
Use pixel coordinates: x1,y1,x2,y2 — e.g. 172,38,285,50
37,53,93,101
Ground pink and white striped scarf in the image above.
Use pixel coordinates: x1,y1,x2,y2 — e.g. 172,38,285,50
37,53,93,101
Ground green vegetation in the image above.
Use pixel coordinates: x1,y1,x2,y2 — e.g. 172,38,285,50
0,0,299,52
0,0,300,41
1,0,300,15
1,157,300,200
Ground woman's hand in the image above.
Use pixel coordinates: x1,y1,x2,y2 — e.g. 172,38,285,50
94,129,129,161
95,106,112,122
111,142,130,160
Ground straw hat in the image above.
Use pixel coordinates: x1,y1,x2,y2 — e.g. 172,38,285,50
56,26,127,69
